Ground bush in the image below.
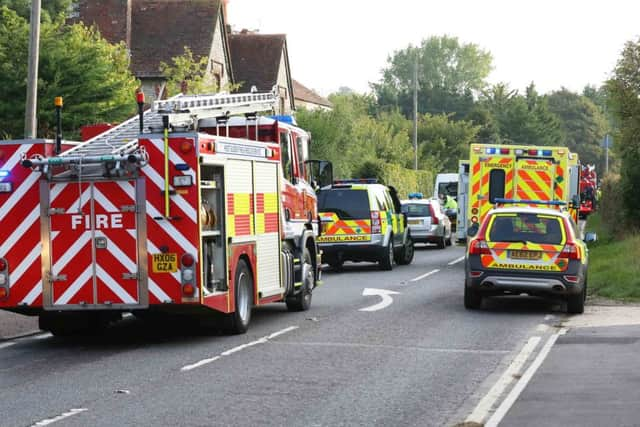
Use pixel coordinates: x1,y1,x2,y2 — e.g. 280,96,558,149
599,173,628,238
355,160,433,199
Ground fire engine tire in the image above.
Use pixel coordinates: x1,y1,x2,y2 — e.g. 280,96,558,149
464,283,482,310
379,237,394,271
286,248,314,312
395,235,414,265
225,259,253,334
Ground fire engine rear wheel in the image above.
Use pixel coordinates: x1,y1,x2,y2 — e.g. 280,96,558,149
286,249,313,312
225,259,253,334
379,236,394,271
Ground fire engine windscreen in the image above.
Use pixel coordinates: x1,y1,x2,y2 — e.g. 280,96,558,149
318,189,370,219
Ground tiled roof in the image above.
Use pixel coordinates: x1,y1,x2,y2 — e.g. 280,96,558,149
292,79,332,108
131,0,223,77
229,33,286,92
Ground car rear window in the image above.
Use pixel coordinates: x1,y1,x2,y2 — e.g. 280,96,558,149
318,189,370,219
402,203,430,217
488,213,564,244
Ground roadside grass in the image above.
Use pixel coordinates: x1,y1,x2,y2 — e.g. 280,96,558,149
584,213,640,301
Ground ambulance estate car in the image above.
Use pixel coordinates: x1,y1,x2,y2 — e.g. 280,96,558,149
317,180,414,271
464,206,596,313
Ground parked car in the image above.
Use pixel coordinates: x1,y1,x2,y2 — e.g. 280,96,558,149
401,196,452,249
464,206,596,313
317,179,414,271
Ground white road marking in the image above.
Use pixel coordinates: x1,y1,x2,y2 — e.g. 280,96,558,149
180,325,299,372
485,328,567,427
544,314,555,321
359,288,400,312
410,269,440,282
0,342,16,350
536,324,549,333
31,408,88,426
447,256,465,265
465,336,541,424
33,333,53,340
272,340,510,354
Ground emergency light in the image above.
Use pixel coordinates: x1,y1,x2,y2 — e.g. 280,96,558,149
0,182,11,193
0,170,8,178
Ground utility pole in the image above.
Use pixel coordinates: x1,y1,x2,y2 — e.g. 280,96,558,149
604,134,609,174
24,0,42,139
412,53,418,171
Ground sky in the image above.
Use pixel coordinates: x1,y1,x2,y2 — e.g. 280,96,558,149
226,0,640,97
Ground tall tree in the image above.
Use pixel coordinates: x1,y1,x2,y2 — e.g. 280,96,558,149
606,37,640,225
547,88,607,170
417,113,479,172
372,35,492,119
0,7,138,139
0,0,72,21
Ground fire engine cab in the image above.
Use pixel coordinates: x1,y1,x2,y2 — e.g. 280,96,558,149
0,90,328,335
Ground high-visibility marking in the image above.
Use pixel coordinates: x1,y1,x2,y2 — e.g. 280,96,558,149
410,269,440,282
465,336,541,424
485,329,567,427
31,408,88,426
96,265,136,304
54,267,93,305
180,326,299,372
448,256,465,266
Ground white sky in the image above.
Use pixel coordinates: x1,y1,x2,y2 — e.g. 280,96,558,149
226,0,640,97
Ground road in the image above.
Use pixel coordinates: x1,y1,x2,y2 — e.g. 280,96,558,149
0,244,568,427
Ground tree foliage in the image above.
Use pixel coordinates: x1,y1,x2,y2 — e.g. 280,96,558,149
606,37,640,226
0,0,72,22
547,88,607,170
417,113,479,172
0,7,138,139
159,47,222,96
372,35,492,118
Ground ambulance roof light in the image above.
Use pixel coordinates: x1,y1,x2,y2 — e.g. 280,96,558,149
408,192,423,199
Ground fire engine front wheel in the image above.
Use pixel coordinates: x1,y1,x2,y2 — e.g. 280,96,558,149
225,259,253,334
286,248,313,312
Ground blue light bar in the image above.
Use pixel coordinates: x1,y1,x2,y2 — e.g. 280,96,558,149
0,170,9,178
174,163,190,171
408,192,423,199
494,198,567,206
485,147,496,154
270,115,297,126
542,150,552,156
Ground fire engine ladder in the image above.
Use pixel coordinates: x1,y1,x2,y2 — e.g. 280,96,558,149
21,89,279,178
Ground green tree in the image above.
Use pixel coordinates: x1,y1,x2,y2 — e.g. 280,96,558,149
0,0,72,21
0,8,139,139
547,88,607,170
606,37,640,226
417,113,479,172
372,35,492,119
159,47,222,96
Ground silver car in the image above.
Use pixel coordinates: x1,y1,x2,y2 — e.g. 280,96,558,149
401,198,452,249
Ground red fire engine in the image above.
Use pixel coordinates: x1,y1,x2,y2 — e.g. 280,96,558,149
579,164,597,218
0,90,329,335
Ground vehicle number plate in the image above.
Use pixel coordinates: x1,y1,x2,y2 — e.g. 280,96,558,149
509,250,541,260
408,219,421,225
152,253,178,273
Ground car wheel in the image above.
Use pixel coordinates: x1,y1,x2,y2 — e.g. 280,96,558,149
286,249,314,312
464,282,482,309
446,228,453,246
567,286,585,314
396,235,414,265
225,259,253,334
379,236,394,271
437,235,446,249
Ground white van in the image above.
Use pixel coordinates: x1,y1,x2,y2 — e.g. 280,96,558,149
433,173,458,200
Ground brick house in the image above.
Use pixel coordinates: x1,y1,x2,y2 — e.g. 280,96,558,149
228,32,294,115
70,0,234,103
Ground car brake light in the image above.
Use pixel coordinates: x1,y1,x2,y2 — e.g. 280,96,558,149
560,243,579,260
469,238,490,255
564,275,579,283
429,204,439,225
371,211,381,234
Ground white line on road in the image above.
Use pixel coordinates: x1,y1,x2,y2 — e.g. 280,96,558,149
31,408,88,426
410,269,440,282
180,325,299,372
465,336,541,424
485,328,567,427
0,341,16,350
33,333,53,340
359,288,400,312
448,256,465,266
273,340,510,355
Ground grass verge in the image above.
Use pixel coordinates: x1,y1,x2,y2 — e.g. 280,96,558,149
584,213,640,301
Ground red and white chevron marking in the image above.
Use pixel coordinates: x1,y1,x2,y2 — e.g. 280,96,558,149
140,137,200,305
0,143,49,308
